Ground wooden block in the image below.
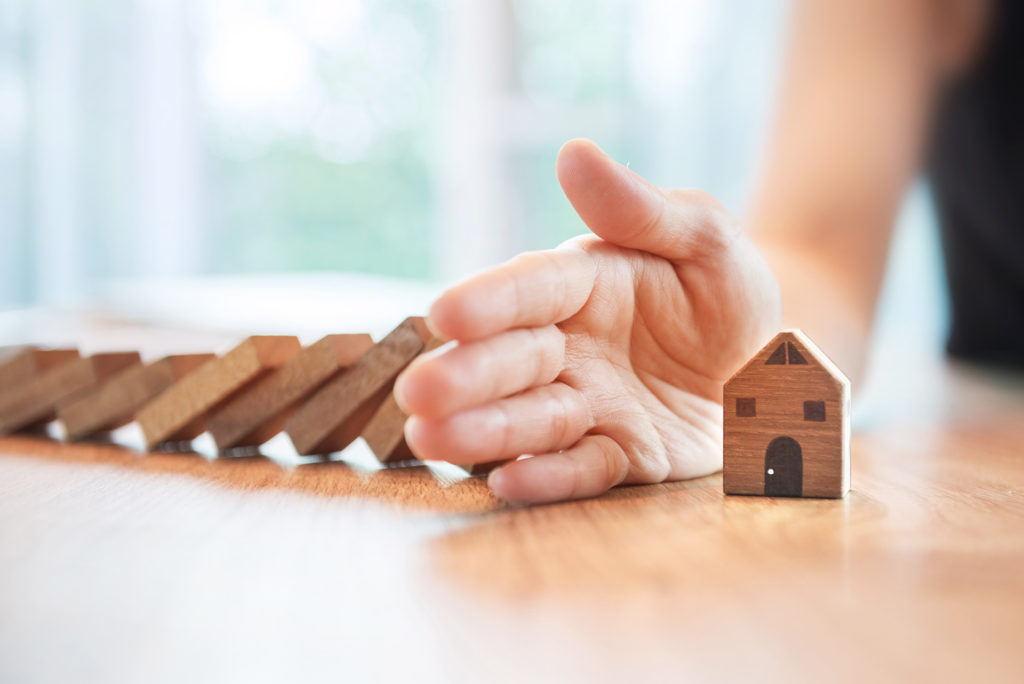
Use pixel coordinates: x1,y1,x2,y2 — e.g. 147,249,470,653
0,352,142,435
136,336,301,450
0,348,80,399
286,317,430,455
723,329,851,499
362,390,415,463
206,334,373,451
58,354,215,441
362,337,444,464
0,345,29,364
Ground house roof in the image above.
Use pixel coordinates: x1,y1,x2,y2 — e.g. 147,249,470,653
725,329,850,390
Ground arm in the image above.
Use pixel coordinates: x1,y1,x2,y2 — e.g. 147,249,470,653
749,0,991,379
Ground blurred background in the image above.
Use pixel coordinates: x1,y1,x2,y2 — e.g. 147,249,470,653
0,0,947,414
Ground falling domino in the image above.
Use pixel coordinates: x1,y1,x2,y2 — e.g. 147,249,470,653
206,334,374,452
362,337,445,464
286,317,431,455
0,352,142,435
58,354,215,441
0,348,81,402
0,325,520,483
136,336,301,450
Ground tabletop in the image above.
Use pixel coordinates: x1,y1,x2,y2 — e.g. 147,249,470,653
1,315,1023,683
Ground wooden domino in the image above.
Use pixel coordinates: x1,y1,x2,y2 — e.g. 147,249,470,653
362,337,443,464
0,323,525,486
0,345,25,363
206,334,373,451
286,317,431,455
136,336,301,450
0,347,80,399
58,354,215,441
0,352,142,435
723,329,850,498
362,390,416,463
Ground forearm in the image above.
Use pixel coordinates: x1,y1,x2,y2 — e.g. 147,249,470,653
746,0,987,381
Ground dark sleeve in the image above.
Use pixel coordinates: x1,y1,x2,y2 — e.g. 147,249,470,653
928,0,1024,367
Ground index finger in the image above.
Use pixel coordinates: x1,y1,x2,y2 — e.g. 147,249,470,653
428,246,596,342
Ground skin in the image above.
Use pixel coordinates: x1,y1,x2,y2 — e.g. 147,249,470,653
394,0,991,505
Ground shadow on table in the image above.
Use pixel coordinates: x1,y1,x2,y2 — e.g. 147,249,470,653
0,434,503,514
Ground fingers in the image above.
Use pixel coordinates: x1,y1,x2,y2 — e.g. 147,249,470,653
395,326,565,420
404,382,592,464
556,138,735,261
486,434,630,505
428,247,596,342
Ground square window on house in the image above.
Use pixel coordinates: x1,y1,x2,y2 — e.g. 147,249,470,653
736,397,756,417
804,400,826,421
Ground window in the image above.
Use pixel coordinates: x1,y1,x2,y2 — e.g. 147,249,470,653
1,0,790,308
765,344,786,365
736,397,756,417
766,341,808,365
804,400,825,421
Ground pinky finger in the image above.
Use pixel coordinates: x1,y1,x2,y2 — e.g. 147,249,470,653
487,434,629,505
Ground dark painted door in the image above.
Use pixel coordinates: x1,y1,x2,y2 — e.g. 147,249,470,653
764,436,803,497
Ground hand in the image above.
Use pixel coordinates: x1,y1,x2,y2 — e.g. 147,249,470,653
394,139,781,504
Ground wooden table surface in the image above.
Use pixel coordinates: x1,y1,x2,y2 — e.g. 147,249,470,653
1,321,1023,683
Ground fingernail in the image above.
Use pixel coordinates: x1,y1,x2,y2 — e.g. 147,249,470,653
487,466,506,493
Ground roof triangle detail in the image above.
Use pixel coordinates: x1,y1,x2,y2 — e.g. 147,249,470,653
725,329,850,389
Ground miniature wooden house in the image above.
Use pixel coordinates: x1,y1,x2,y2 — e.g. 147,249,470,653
723,330,850,498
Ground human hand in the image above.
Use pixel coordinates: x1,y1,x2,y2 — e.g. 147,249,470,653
394,139,782,504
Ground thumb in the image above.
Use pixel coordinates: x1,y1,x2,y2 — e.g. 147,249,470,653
555,138,733,261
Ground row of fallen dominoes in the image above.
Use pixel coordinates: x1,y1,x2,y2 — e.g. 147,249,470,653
0,317,488,471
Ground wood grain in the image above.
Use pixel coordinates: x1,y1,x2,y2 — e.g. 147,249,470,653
0,353,141,435
206,334,373,451
1,317,1022,683
136,336,300,450
0,356,1021,683
57,354,215,441
723,330,850,498
286,318,430,455
2,360,1024,679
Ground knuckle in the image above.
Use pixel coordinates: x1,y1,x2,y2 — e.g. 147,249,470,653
629,191,668,244
629,451,670,484
491,402,512,461
667,188,739,253
531,326,565,383
597,436,630,487
546,386,573,448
